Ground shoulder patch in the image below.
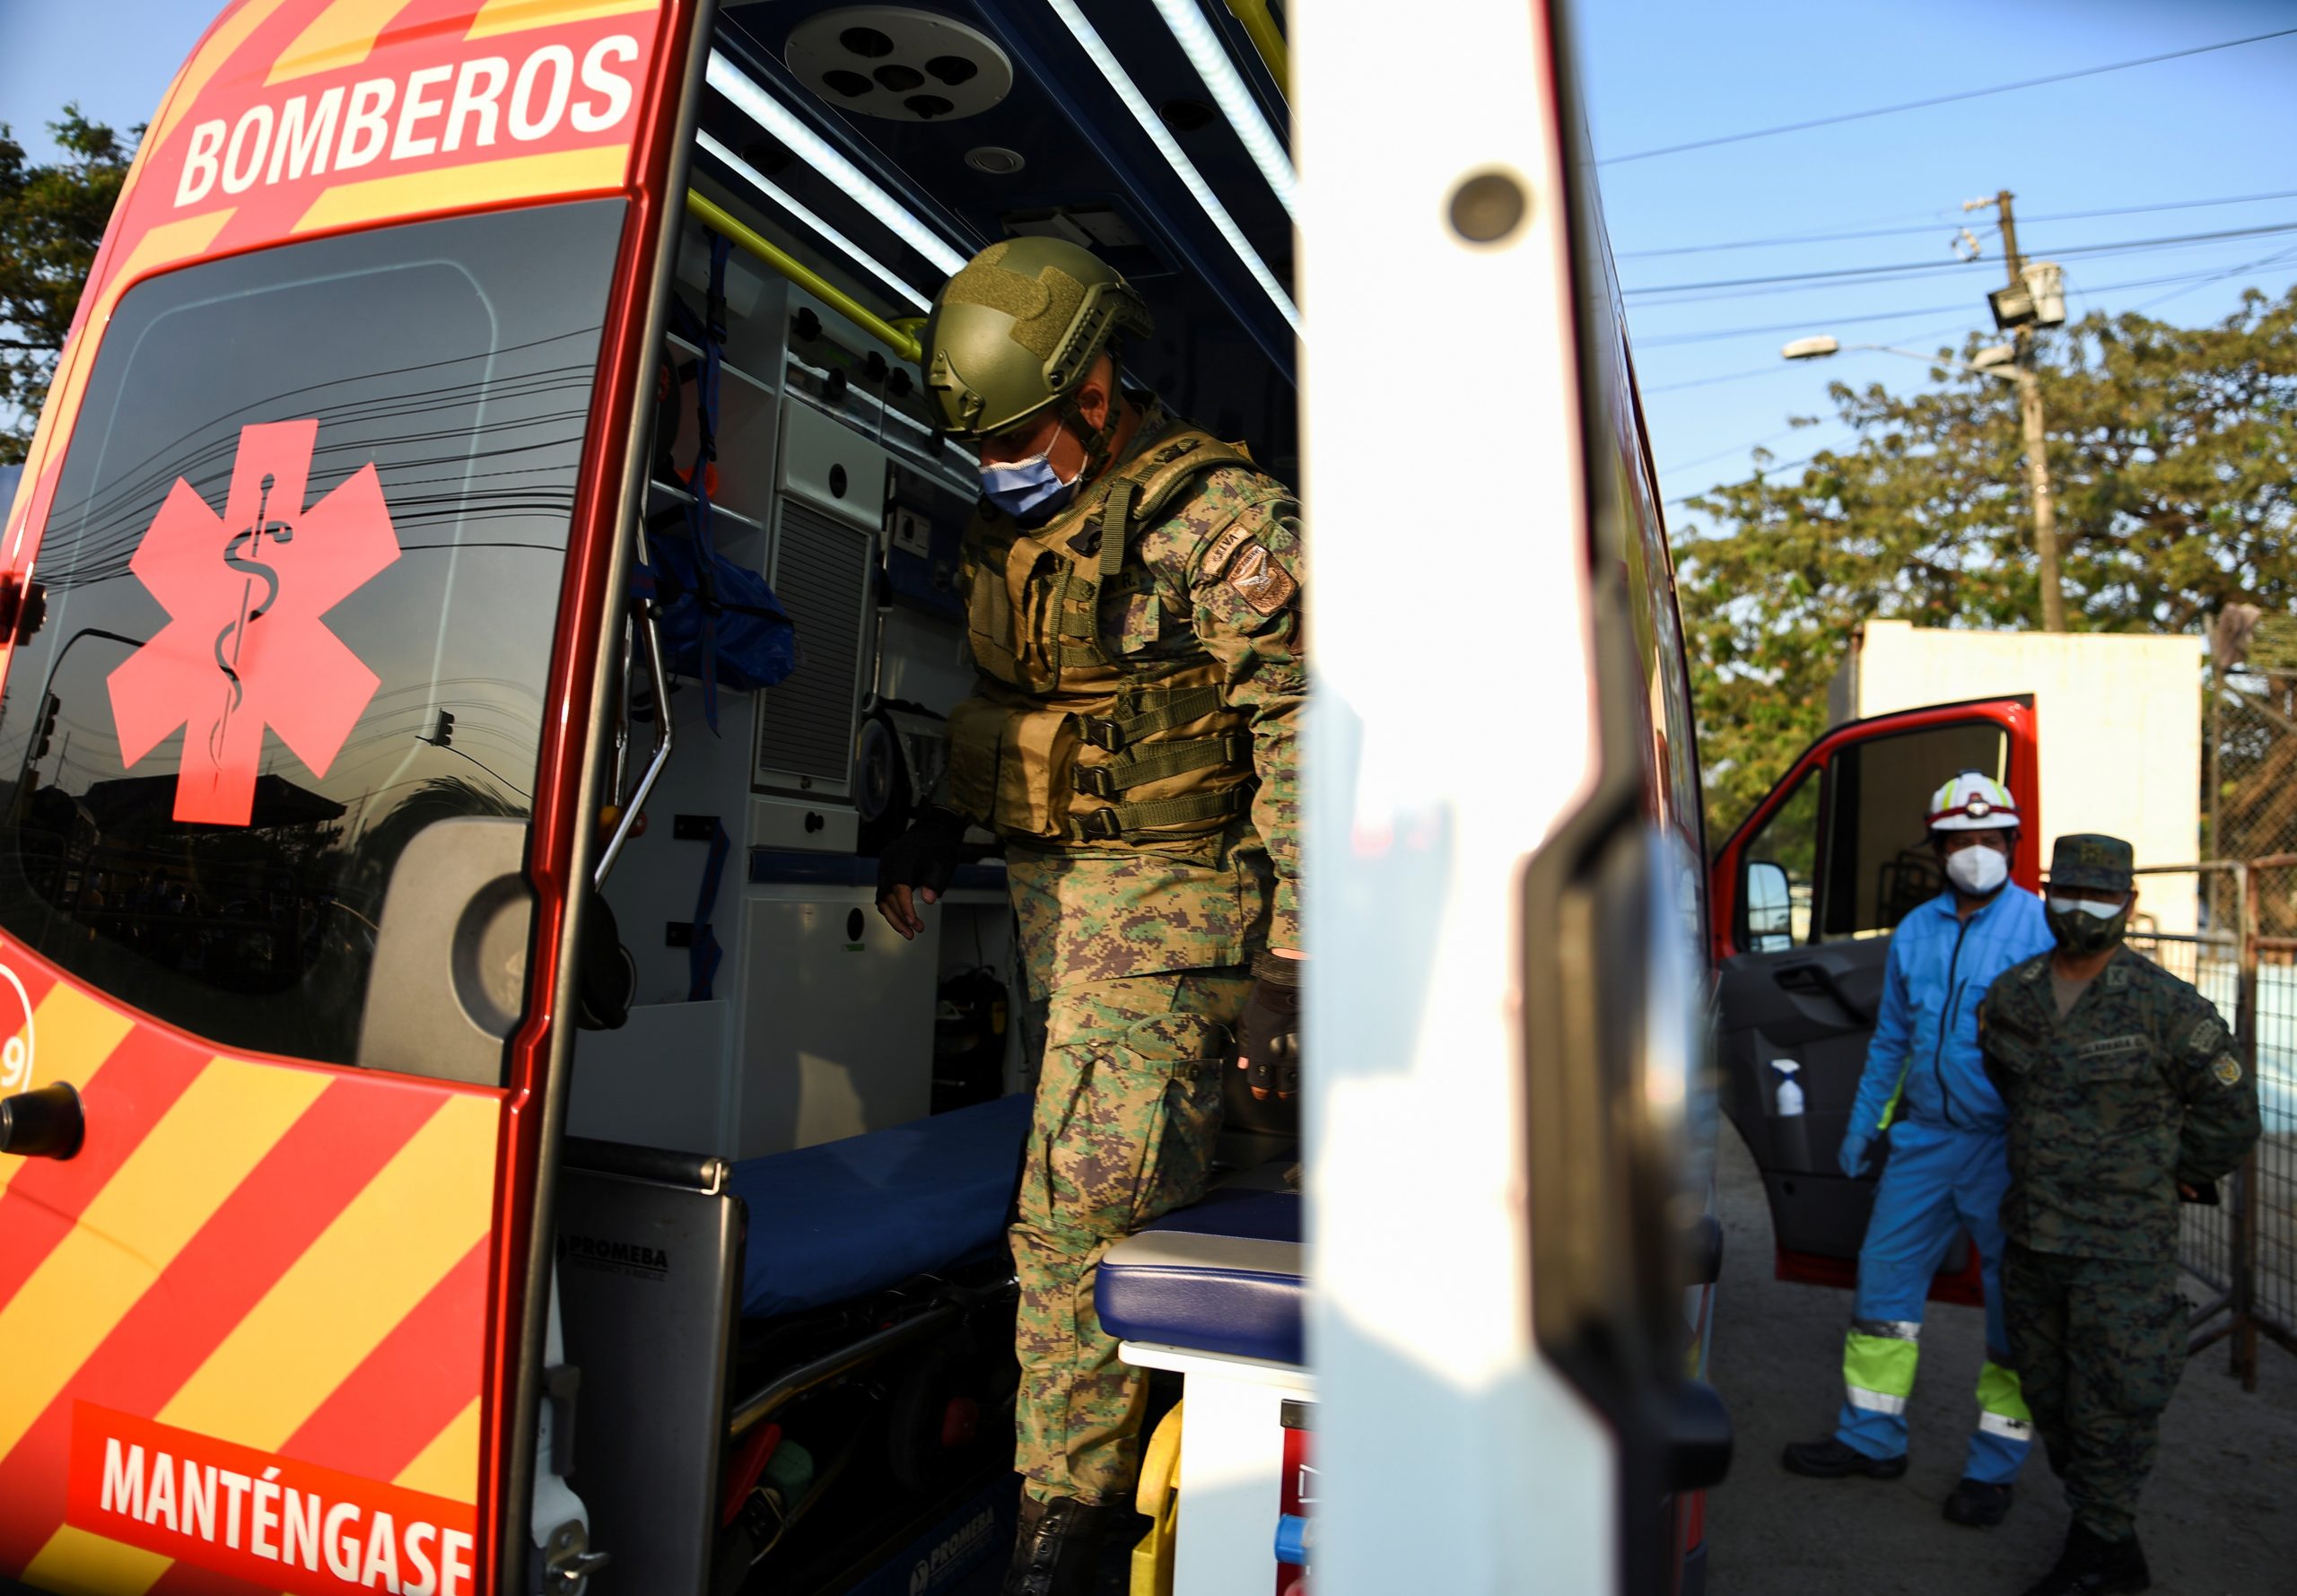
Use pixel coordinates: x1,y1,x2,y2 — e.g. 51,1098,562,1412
2213,1055,2243,1086
1200,521,1256,579
1225,539,1298,615
2189,1017,2224,1053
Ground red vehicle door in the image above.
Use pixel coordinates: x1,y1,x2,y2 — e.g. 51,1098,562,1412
1707,696,2039,1299
0,2,702,1591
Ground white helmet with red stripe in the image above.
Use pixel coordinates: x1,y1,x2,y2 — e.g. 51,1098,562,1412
1926,771,2019,833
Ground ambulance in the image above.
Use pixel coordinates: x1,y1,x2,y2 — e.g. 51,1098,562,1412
0,0,2055,1591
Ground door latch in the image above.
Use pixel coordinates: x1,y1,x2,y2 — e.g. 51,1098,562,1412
539,1520,609,1595
0,1082,83,1160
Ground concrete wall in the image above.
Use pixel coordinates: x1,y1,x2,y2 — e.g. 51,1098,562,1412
1835,620,2203,934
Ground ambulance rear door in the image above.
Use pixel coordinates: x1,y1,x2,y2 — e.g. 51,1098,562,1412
0,2,706,1591
1708,696,2039,1298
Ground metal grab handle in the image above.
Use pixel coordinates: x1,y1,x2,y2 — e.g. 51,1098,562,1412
595,518,675,888
1773,961,1873,1025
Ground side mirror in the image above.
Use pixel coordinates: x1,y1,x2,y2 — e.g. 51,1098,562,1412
1745,859,1793,951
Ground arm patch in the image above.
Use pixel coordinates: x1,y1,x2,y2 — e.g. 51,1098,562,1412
1201,521,1256,578
1225,539,1298,615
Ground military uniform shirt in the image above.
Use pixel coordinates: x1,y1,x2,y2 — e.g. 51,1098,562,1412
965,411,1306,997
1980,947,2261,1260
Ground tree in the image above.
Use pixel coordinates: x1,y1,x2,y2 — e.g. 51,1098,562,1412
1674,287,2297,838
0,108,137,465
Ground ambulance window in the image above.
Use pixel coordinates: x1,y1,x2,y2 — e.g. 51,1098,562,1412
1816,721,2010,938
1742,770,1819,950
0,201,625,1071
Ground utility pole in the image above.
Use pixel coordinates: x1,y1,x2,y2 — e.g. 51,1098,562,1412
1980,188,2067,632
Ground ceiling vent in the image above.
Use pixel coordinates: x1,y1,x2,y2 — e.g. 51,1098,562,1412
785,7,1015,122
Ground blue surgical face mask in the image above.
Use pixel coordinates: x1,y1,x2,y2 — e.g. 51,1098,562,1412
979,449,1080,521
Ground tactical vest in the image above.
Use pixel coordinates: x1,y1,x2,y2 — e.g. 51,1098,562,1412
946,427,1268,846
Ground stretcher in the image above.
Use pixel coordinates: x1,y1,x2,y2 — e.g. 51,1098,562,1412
555,1096,1035,1596
726,1094,1034,1320
1099,1169,1312,1596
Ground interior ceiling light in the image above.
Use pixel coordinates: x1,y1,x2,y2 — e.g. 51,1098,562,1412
707,50,968,279
1044,0,1299,336
1149,0,1296,222
784,6,1016,124
696,128,930,313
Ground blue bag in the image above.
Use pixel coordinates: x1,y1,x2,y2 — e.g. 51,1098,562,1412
648,522,797,693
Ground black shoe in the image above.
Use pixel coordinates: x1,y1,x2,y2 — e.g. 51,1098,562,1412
1943,1477,2013,1527
1001,1494,1114,1596
1780,1436,1908,1479
2018,1524,2151,1596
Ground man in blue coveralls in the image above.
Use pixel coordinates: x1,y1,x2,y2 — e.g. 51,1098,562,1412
1783,771,2056,1528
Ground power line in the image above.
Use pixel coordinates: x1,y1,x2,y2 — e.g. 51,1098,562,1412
1600,26,2297,165
1642,362,1806,395
1637,301,1978,349
1616,188,2297,260
2131,243,2297,314
1664,447,1831,508
1625,219,2297,300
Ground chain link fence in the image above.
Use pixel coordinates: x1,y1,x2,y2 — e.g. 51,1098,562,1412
2122,862,2296,1391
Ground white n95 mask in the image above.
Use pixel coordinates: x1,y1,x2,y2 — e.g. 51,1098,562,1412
1946,845,2009,896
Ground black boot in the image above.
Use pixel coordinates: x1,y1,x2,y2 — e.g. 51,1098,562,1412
2018,1523,2151,1596
1780,1436,1908,1479
1001,1494,1113,1596
1943,1477,2013,1527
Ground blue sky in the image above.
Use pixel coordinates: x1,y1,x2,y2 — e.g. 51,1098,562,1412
4,0,2293,528
1576,0,2297,528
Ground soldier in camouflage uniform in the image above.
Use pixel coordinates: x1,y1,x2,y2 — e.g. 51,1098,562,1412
875,237,1303,1596
1979,835,2260,1596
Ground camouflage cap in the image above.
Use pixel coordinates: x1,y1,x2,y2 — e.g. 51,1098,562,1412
2051,833,2134,892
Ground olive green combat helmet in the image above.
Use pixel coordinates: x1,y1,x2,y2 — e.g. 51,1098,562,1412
922,236,1153,470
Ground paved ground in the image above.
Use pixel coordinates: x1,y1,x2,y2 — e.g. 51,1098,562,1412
1703,1130,2297,1596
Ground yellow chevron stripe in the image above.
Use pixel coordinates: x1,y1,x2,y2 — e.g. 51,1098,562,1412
291,143,627,234
0,1058,327,1467
396,1393,483,1502
467,0,659,40
266,0,420,83
148,0,301,156
0,982,134,1202
33,207,236,472
18,1524,171,1595
158,1092,498,1450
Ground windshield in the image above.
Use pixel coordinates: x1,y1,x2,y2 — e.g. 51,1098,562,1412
0,200,625,1069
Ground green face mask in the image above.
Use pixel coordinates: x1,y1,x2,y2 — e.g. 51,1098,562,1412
2046,894,2129,956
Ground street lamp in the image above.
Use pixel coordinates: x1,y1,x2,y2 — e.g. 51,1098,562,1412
1780,337,2017,379
1781,334,2065,631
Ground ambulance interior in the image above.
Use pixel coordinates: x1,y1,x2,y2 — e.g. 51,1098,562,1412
555,6,1302,1591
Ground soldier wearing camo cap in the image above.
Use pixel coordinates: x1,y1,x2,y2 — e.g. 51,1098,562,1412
874,236,1305,1596
1979,834,2260,1596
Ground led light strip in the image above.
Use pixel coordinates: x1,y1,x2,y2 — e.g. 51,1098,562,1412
707,51,968,280
695,129,931,312
1045,0,1301,336
1151,0,1296,222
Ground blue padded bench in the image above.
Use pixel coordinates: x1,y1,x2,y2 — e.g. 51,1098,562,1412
726,1093,1031,1320
1096,1182,1305,1366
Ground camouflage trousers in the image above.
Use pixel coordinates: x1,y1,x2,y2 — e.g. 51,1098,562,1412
2002,1243,2185,1542
1010,967,1250,1504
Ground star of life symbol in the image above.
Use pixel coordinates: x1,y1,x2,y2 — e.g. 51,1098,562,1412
106,419,400,826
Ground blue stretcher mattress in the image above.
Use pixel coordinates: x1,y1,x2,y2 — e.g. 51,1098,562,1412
727,1094,1033,1321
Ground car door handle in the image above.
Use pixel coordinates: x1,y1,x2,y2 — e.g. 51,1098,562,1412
0,1082,84,1160
1773,962,1871,1025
